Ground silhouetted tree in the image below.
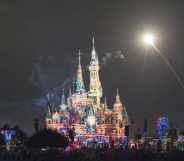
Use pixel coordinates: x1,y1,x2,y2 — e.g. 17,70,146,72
0,133,5,146
27,129,69,149
2,124,10,130
13,125,28,145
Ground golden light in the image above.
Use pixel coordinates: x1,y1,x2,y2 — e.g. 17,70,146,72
143,33,155,46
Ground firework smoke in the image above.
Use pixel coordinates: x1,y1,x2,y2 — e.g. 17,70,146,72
101,50,125,65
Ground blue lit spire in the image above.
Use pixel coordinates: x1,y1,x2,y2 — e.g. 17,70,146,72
75,50,86,94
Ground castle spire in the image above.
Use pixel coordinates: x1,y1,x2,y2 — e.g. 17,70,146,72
113,88,123,113
60,89,67,111
75,50,86,94
61,89,65,105
89,37,102,107
92,36,95,51
122,104,128,124
46,105,52,118
69,87,72,96
115,88,121,104
78,49,81,69
104,96,107,108
91,37,98,64
104,96,108,112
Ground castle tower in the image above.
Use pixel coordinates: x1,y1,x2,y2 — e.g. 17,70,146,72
45,104,52,129
113,89,122,113
104,96,108,111
88,37,102,108
113,89,124,136
75,50,86,94
122,102,129,125
59,89,67,112
104,96,111,113
113,88,128,125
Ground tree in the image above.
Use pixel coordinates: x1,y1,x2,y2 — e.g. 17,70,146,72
13,126,28,146
0,133,5,146
27,129,69,149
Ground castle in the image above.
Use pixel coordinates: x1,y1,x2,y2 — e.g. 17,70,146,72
45,38,129,145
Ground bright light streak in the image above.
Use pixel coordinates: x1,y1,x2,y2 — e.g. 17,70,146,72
152,44,184,89
141,32,184,89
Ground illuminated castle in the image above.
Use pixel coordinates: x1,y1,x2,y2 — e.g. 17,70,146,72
45,38,129,144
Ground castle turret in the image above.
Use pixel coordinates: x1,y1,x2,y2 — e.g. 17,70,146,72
75,50,86,94
122,102,129,125
46,105,52,119
113,89,128,125
113,89,122,113
59,89,67,112
104,96,111,113
112,89,125,136
45,105,52,128
88,37,102,108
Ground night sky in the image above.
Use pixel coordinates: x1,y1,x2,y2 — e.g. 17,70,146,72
1,0,184,134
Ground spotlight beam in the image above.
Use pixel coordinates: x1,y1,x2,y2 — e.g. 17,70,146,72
152,43,184,89
142,33,184,89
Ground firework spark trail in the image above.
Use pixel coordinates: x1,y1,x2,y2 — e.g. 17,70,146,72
152,44,184,89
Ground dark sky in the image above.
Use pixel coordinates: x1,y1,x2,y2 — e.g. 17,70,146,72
1,0,184,134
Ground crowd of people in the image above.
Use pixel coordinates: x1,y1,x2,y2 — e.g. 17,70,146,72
0,148,184,161
0,125,184,161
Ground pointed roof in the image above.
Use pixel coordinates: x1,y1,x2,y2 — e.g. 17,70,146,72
115,88,121,105
90,37,99,65
104,96,107,108
92,37,95,52
69,87,72,96
61,89,65,105
103,96,112,113
75,50,86,94
60,89,67,111
78,49,82,69
113,88,123,112
122,104,128,117
46,105,52,119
